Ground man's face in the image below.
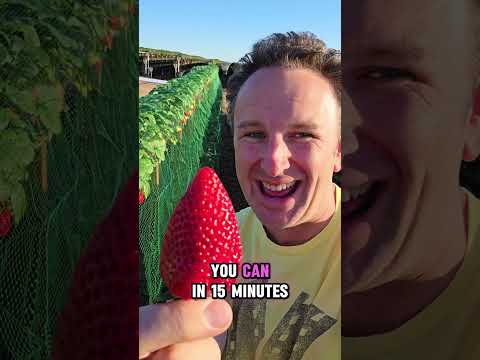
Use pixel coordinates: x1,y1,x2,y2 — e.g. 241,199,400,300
342,0,480,293
233,67,341,231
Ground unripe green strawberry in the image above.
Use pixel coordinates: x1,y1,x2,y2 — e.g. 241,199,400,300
160,167,242,299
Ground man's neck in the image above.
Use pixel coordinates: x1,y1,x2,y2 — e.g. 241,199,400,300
342,190,469,336
264,183,337,246
342,261,463,336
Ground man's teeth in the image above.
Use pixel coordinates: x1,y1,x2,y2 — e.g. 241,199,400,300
262,181,296,192
342,183,372,203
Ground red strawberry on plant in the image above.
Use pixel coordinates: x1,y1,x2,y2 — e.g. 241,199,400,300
160,167,242,300
0,209,12,237
139,190,145,205
110,16,120,31
128,3,136,14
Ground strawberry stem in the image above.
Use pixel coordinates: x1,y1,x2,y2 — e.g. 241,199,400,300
40,135,48,193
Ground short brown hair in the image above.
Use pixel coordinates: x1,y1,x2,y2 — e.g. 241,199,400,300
226,31,341,125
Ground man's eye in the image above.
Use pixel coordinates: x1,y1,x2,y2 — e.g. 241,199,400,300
244,132,265,139
359,67,417,82
292,132,313,139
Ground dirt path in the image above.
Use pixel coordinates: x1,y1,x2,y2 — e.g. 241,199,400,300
139,81,158,97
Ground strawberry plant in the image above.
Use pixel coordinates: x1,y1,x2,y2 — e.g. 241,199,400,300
139,64,219,201
0,0,136,226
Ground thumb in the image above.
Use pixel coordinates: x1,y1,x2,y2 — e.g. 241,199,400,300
139,298,232,357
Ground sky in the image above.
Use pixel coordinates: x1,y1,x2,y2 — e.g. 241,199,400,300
140,0,340,63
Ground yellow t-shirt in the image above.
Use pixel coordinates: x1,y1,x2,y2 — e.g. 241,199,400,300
342,190,480,359
223,184,341,360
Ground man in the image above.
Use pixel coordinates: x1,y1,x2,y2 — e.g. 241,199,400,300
139,32,342,360
342,1,480,358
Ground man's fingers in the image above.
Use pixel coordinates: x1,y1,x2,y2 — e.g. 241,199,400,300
139,298,232,357
149,338,221,360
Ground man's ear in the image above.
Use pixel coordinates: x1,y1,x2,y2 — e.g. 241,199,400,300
463,80,480,161
334,138,342,173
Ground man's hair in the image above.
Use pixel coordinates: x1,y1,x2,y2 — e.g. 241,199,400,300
226,31,341,126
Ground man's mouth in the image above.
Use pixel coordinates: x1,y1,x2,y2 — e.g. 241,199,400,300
259,180,300,198
342,181,384,219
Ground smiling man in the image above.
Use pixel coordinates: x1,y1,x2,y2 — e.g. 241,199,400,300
221,31,341,360
342,1,480,359
138,32,341,360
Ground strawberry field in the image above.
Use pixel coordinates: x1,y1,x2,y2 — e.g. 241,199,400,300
139,64,224,304
0,1,137,358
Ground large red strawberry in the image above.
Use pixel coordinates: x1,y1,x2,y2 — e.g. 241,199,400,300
139,190,145,205
52,171,138,360
160,167,242,299
0,209,12,237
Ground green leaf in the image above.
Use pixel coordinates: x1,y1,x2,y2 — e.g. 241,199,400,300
9,112,26,129
0,109,11,131
33,49,50,67
35,84,64,134
38,105,62,134
11,36,24,54
0,43,12,66
8,88,36,113
45,24,76,49
0,128,35,168
0,175,10,202
139,157,154,176
20,25,40,47
22,61,39,78
11,183,26,224
142,181,151,199
67,17,85,29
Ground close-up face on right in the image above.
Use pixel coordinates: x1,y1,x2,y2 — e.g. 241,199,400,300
342,0,480,294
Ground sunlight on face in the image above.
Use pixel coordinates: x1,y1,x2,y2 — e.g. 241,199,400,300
233,67,341,231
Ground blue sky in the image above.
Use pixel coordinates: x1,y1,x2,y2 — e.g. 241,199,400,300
140,0,340,63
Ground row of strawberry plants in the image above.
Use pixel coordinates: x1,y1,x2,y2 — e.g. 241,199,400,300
138,64,219,202
139,69,223,304
0,0,136,238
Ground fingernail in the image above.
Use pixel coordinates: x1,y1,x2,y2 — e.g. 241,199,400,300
204,300,232,329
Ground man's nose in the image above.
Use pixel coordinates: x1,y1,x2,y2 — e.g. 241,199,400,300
261,136,291,177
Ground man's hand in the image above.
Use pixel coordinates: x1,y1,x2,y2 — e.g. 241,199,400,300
139,298,232,359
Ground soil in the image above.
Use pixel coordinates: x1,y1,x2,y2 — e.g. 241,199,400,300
139,81,158,97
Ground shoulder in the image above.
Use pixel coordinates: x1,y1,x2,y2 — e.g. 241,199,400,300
235,206,254,228
235,207,263,248
466,189,480,249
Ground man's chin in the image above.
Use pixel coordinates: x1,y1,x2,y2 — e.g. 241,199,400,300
251,205,297,231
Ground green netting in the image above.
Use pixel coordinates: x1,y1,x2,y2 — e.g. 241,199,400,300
0,2,138,359
139,70,223,305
